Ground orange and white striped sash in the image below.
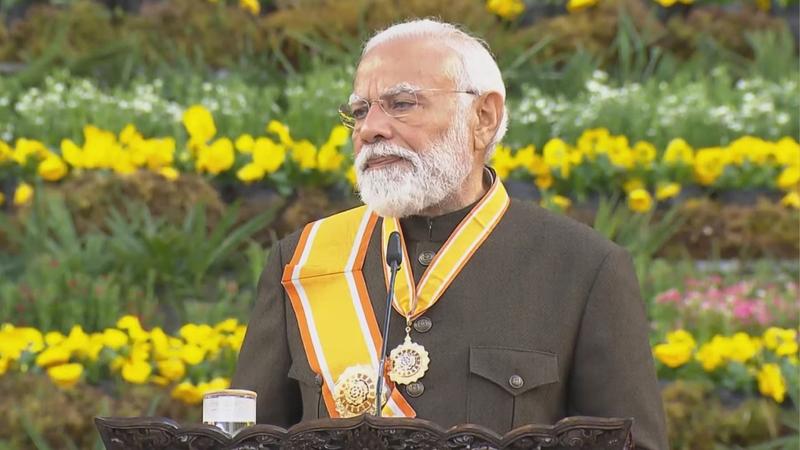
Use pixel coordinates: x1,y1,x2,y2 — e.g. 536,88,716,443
281,206,415,418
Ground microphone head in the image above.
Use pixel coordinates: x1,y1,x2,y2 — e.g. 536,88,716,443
386,231,402,267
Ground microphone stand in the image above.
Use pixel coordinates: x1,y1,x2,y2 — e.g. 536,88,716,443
376,232,401,417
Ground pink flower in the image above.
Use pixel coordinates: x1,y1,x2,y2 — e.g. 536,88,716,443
657,289,682,304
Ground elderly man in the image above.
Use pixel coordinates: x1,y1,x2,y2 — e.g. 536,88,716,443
233,19,668,450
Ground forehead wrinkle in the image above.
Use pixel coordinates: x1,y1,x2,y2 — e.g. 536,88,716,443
350,82,425,103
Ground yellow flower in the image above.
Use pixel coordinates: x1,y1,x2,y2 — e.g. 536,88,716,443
252,137,286,174
535,172,553,190
667,329,696,348
38,155,68,181
47,363,83,389
663,138,694,165
236,163,265,183
214,319,239,333
196,138,235,175
182,105,217,146
291,140,318,171
0,139,12,164
543,138,571,178
42,330,61,347
486,0,525,20
653,342,692,368
180,344,205,365
12,138,48,165
102,328,129,350
654,329,696,369
143,138,176,170
763,328,798,356
325,125,350,148
317,144,344,172
779,191,799,209
633,141,657,166
553,195,571,209
235,134,255,153
0,356,8,376
655,183,681,201
179,324,213,345
728,332,760,363
777,166,800,190
239,0,260,15
627,189,653,213
695,336,730,372
158,167,180,181
122,359,152,384
60,139,84,168
13,182,33,206
156,359,186,382
35,346,71,368
199,377,230,394
623,178,644,193
491,145,515,179
119,124,142,145
757,363,786,403
0,192,4,206
567,0,599,12
172,381,204,405
606,139,634,169
693,147,727,186
116,315,148,341
266,121,294,146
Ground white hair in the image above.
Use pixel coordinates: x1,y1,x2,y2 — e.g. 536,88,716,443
361,19,508,160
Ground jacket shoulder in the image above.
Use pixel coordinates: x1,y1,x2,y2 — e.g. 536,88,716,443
502,198,620,258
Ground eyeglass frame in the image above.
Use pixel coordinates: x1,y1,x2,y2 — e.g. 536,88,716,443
338,84,479,130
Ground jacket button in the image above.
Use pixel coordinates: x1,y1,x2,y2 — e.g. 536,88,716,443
509,375,524,389
405,381,424,397
417,251,435,266
314,374,323,386
413,317,432,333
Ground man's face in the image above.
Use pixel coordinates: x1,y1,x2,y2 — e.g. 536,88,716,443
351,38,475,218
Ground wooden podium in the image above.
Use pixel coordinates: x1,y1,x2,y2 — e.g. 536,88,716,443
94,414,633,449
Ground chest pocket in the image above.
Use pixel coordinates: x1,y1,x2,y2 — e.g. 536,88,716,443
287,362,324,421
467,346,560,432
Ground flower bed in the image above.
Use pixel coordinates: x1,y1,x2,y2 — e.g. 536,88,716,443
1,105,798,213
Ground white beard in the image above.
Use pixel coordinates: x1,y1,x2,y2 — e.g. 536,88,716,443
355,116,473,218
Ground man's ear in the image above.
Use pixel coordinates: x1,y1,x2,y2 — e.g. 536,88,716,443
472,92,504,153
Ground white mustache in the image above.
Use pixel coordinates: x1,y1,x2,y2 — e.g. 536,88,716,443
356,142,419,172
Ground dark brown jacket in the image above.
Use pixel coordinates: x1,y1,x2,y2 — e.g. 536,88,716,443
233,198,669,450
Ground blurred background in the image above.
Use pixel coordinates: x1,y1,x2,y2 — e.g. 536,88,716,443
0,0,798,448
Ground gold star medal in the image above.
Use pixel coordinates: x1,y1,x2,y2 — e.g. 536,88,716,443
388,327,430,385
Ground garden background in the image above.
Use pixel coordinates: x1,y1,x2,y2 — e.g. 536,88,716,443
0,0,798,448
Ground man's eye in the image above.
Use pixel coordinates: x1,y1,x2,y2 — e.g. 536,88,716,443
351,106,369,119
389,100,415,112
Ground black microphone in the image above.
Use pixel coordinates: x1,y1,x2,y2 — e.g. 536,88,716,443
376,231,402,416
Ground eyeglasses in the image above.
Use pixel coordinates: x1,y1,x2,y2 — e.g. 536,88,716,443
338,88,478,130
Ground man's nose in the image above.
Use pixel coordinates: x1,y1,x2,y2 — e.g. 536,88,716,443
356,102,393,144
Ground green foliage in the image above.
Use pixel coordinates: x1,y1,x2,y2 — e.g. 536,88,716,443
0,187,277,332
0,372,198,450
662,380,798,450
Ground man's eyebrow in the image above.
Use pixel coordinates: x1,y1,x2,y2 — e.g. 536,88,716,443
349,83,424,102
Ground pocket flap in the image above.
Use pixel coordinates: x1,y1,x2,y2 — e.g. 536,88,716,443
287,362,321,387
469,346,559,396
